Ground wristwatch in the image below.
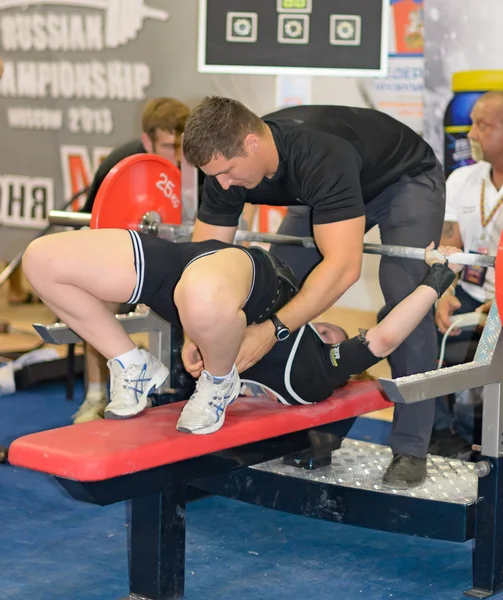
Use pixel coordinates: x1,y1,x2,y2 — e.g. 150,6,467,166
270,314,291,341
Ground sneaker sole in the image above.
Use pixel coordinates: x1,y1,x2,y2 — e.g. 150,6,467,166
176,394,238,435
104,365,170,420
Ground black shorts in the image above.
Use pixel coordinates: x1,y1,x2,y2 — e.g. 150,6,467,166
126,230,298,329
241,325,381,405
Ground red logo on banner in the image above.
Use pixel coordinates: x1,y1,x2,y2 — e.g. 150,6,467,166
60,145,112,210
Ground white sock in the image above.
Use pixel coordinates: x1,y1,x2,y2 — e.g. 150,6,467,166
86,382,107,396
112,347,145,369
210,365,236,384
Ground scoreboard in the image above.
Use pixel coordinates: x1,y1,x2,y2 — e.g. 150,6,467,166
198,0,389,77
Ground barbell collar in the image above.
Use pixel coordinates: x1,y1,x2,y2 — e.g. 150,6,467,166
159,223,193,242
48,210,92,228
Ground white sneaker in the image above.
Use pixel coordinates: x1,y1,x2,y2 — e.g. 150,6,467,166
73,392,107,424
104,349,169,419
176,367,240,435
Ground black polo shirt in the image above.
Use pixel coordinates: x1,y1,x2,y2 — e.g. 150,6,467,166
197,105,437,227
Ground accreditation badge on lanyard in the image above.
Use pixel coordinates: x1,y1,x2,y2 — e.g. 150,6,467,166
463,178,503,287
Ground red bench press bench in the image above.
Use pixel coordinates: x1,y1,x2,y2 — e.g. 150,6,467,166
9,381,390,600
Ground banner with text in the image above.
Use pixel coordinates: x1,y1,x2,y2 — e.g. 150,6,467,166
0,0,170,259
367,0,424,134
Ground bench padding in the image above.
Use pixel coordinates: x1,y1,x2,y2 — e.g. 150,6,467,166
8,381,390,482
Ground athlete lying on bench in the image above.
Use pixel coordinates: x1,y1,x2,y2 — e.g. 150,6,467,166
22,229,461,434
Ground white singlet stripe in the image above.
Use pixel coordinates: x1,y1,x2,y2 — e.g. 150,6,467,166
126,230,145,305
284,325,315,405
242,323,318,406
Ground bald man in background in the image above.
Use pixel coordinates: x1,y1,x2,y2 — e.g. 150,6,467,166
431,91,503,456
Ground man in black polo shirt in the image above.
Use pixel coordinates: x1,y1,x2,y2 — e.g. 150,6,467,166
182,97,445,489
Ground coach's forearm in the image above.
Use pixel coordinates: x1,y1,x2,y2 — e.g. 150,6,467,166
276,259,360,332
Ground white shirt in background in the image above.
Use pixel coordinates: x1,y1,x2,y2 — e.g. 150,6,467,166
445,161,503,303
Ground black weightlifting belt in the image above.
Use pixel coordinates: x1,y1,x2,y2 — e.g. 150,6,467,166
247,246,299,323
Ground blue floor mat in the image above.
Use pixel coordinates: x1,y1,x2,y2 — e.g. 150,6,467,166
0,381,496,600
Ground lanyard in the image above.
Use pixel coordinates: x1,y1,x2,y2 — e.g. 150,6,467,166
480,178,503,229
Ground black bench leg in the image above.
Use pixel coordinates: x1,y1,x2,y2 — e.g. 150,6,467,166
66,343,76,401
123,486,187,600
466,456,503,599
282,423,354,470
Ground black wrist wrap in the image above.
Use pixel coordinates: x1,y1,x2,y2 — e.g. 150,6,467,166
420,262,456,298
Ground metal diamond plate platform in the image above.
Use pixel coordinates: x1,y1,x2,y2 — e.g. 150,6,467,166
252,438,478,504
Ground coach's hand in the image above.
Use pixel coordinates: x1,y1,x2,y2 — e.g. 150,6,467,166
182,339,204,378
236,321,276,373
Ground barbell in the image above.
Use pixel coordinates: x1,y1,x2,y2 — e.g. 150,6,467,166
0,0,169,48
48,207,498,269
46,153,503,318
48,153,498,270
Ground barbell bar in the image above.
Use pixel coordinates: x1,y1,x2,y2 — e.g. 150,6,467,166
47,209,497,269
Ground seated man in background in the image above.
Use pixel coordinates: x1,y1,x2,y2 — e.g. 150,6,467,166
23,226,460,464
430,91,503,457
74,97,190,424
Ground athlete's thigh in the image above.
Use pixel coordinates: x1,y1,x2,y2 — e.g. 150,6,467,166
27,228,136,303
179,248,254,309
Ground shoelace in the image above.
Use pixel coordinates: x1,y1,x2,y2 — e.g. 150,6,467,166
187,373,234,412
111,364,148,403
186,374,216,411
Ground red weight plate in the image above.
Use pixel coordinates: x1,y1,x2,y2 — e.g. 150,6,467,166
496,229,503,319
90,154,182,230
